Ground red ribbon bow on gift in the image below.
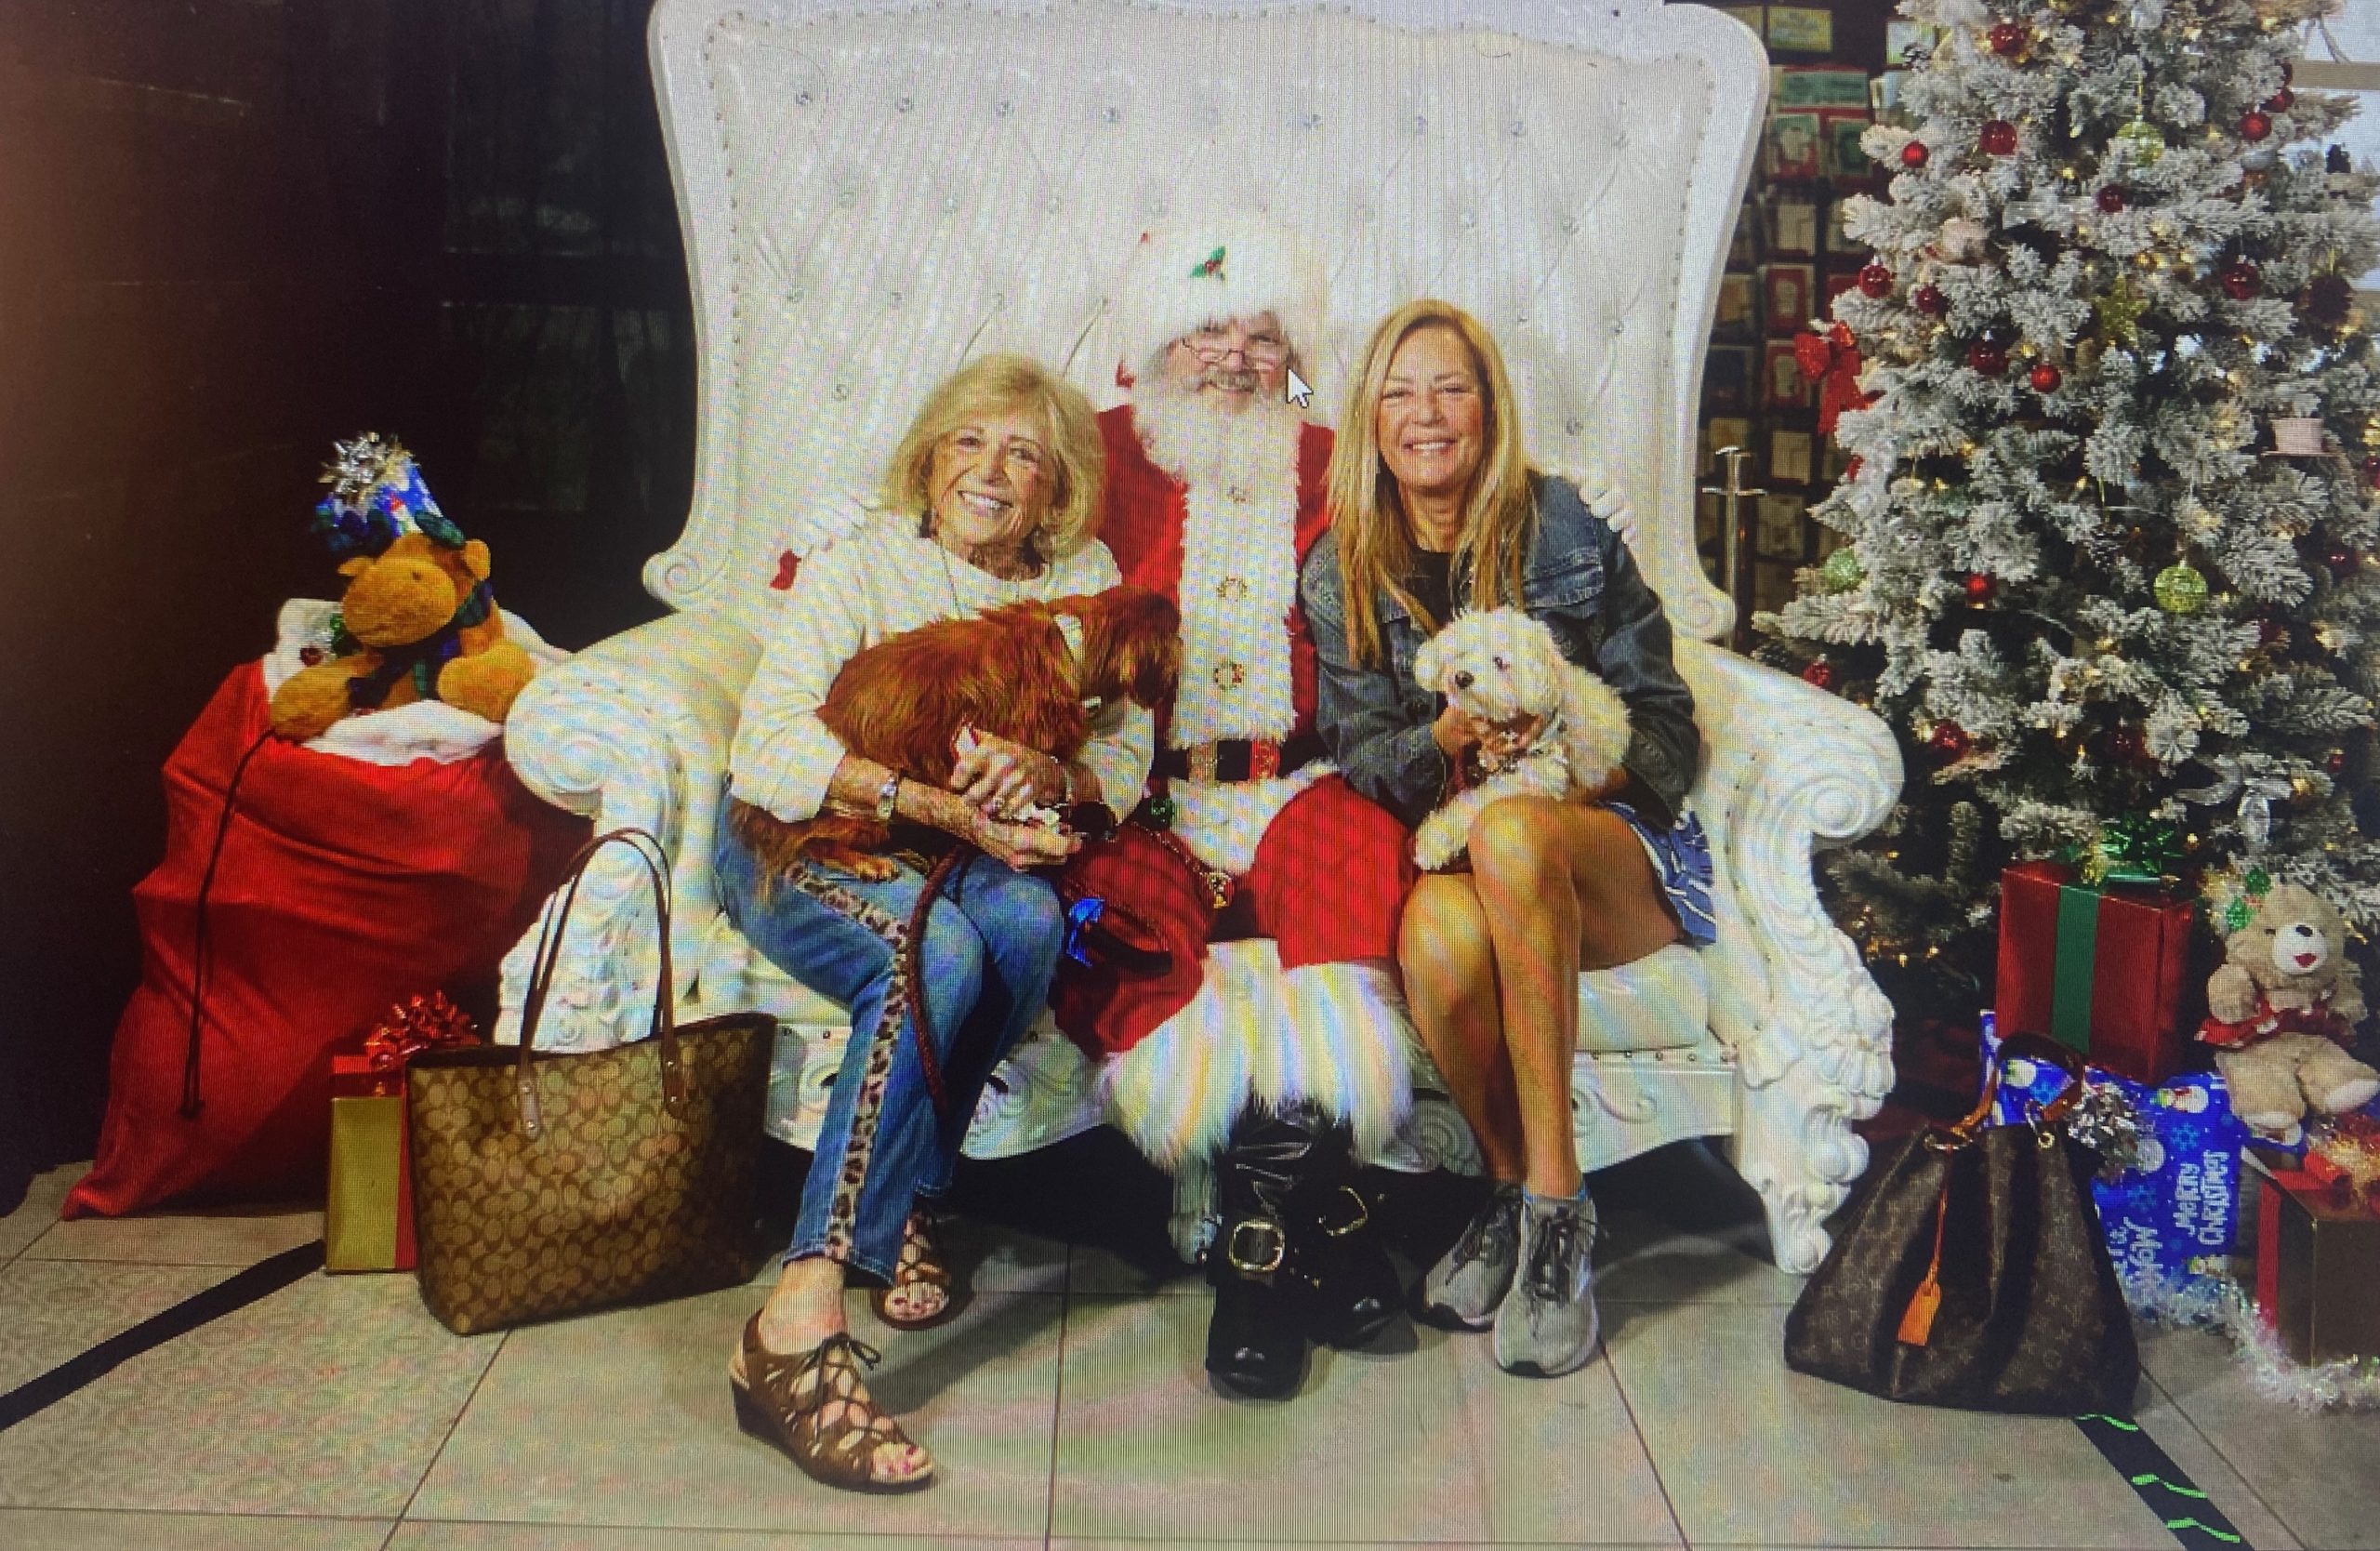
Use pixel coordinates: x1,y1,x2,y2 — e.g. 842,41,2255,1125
362,991,482,1071
1792,322,1873,436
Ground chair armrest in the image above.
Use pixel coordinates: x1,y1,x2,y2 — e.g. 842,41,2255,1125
504,607,761,847
1677,640,1904,1272
496,608,763,1051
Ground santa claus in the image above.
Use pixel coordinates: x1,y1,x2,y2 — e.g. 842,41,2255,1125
1048,217,1417,1399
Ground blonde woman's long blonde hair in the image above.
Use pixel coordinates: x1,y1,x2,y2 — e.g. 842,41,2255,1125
882,353,1107,557
1325,299,1537,669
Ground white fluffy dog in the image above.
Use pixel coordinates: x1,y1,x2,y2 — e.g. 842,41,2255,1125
1409,608,1633,872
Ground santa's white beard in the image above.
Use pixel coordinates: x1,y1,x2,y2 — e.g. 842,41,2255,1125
1130,375,1307,498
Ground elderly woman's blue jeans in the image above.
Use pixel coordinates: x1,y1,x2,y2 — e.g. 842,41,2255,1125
714,822,1064,1283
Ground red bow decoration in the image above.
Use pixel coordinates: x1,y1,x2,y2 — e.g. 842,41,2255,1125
1792,322,1873,436
362,991,481,1073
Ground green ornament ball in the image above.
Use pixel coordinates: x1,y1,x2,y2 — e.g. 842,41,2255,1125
2114,119,2165,166
1820,548,1865,591
2153,561,2209,615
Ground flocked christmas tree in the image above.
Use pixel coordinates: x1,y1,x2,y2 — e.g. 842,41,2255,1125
1761,0,2380,1011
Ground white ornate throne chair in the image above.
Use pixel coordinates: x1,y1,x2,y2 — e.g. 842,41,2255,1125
496,0,1905,1274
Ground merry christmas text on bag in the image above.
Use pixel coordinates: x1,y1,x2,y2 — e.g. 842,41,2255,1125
1782,1031,2138,1414
406,829,775,1334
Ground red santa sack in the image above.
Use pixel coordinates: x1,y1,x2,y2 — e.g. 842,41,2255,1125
64,665,587,1217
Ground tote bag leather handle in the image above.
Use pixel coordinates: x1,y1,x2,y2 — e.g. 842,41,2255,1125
512,827,681,1137
1930,1028,2090,1152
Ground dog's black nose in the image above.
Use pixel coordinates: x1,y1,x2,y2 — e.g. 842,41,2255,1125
1452,670,1474,690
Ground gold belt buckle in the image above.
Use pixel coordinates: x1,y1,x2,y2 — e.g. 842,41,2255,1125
1320,1185,1371,1238
1188,742,1220,784
1225,1217,1286,1274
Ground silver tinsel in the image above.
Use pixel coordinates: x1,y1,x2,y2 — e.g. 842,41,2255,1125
2062,1080,2146,1180
2175,752,2294,850
2128,1276,2380,1412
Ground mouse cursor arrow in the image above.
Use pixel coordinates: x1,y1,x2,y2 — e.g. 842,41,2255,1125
1286,367,1314,409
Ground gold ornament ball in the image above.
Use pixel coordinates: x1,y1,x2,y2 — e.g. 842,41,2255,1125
2153,561,2210,614
2114,120,2165,166
1821,547,1866,591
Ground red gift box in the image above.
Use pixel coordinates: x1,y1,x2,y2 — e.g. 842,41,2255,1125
1995,861,2194,1084
2249,1151,2380,1363
324,994,478,1272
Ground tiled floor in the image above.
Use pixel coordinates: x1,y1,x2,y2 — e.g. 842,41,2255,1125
1,1144,2374,1551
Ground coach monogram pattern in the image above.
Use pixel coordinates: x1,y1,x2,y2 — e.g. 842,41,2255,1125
409,1020,774,1334
405,829,776,1335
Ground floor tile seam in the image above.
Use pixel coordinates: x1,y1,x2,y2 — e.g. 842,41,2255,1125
0,1506,394,1527
2136,1364,2306,1551
1596,1335,1692,1551
15,1253,315,1268
391,1326,512,1526
1042,1277,1071,1549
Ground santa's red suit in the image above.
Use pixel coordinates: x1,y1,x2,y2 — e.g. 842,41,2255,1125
1051,403,1419,1169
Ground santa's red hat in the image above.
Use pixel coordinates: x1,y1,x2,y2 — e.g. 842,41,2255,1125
1110,212,1327,379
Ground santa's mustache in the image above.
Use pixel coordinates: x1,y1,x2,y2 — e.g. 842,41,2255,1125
1197,365,1261,392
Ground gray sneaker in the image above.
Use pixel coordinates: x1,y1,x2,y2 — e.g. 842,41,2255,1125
1418,1182,1524,1330
1493,1186,1600,1376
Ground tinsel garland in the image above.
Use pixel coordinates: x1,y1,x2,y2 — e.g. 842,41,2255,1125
2125,1271,2380,1411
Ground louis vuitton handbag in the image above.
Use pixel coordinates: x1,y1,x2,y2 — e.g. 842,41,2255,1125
406,828,775,1335
1782,1030,2139,1414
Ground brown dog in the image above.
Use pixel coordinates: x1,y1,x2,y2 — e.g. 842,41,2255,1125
731,586,1179,882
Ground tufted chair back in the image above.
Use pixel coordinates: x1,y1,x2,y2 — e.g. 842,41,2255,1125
645,0,1766,643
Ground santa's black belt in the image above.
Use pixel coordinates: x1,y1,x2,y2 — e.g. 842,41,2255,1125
1153,734,1323,785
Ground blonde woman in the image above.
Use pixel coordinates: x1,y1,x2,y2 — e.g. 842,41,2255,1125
720,354,1152,1489
1299,301,1710,1377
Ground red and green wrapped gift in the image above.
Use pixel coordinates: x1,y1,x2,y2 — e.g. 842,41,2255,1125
324,992,478,1273
1994,825,2194,1084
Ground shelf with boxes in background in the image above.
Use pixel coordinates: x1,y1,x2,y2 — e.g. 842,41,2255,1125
1696,5,1914,642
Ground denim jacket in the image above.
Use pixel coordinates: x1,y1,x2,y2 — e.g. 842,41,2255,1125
1299,471,1700,832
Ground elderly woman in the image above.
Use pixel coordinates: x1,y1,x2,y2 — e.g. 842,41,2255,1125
717,353,1151,1491
1300,301,1712,1379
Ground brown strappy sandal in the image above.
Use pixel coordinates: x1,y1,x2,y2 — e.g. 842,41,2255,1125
729,1314,935,1492
869,1209,960,1331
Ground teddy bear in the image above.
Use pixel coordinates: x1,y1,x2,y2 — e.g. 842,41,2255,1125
2199,881,2380,1134
268,436,537,742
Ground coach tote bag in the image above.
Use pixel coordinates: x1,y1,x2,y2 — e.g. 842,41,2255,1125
1782,1031,2139,1414
407,828,775,1334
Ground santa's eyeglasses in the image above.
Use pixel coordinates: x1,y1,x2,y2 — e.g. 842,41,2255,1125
1181,330,1288,368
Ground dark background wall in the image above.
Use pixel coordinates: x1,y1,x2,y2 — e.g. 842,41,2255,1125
1,0,691,1194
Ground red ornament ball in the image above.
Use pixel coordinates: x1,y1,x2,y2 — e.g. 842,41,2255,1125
2326,545,2360,579
1858,263,1896,298
1964,572,1996,603
1928,722,1973,761
2257,616,2288,647
1913,284,1949,317
2029,362,2063,393
2106,726,2146,765
2241,111,2273,143
1968,340,2010,377
2096,184,2128,214
1901,140,1931,170
1978,120,2019,156
1989,21,2027,56
2222,260,2262,300
2327,748,2348,776
2360,453,2380,488
2265,88,2295,114
1801,659,1839,690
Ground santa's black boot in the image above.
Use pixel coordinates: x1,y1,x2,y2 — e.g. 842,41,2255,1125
1291,1123,1401,1351
1204,1102,1321,1399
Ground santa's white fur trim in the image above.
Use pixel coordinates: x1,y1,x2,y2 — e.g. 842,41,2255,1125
1167,768,1330,877
1112,213,1328,372
1100,953,1417,1170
